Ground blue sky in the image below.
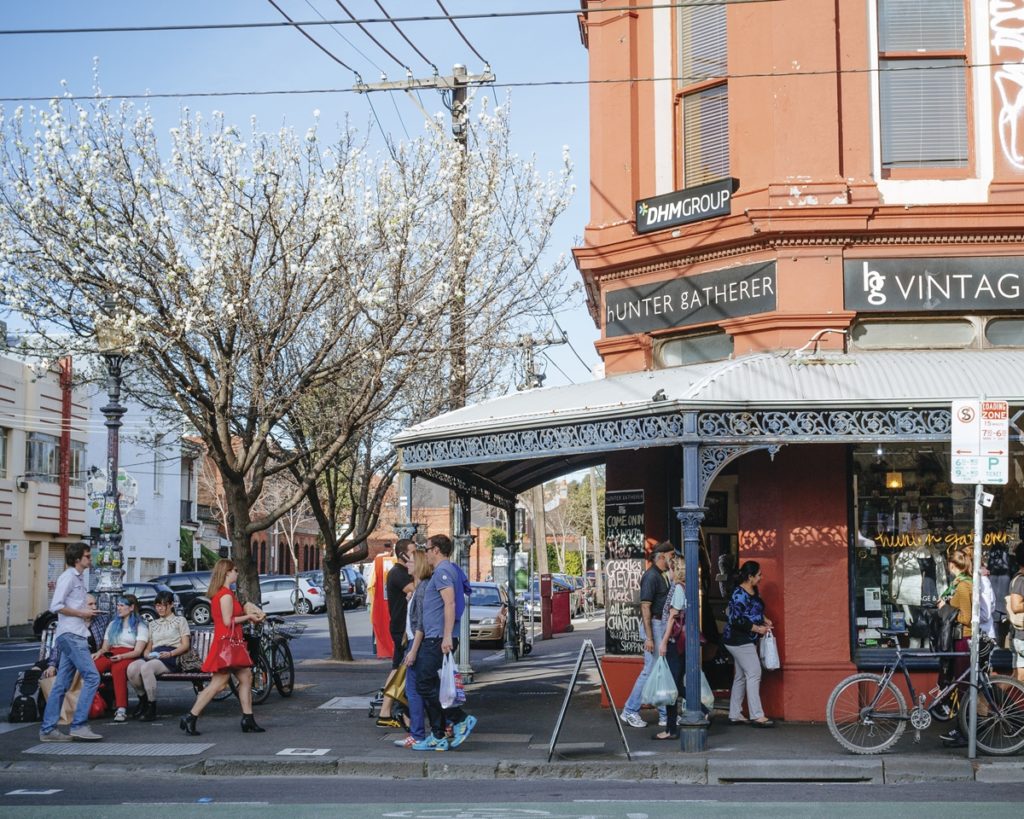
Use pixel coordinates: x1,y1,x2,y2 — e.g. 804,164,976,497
0,0,599,386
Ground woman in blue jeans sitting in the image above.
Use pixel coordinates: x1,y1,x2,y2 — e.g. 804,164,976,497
396,549,433,748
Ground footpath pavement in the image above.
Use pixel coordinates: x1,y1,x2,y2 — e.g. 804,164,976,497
1,618,1022,784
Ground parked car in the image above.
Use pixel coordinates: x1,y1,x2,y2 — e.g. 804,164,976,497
298,568,366,609
518,575,582,620
146,571,214,625
342,566,367,609
259,575,325,615
468,582,509,646
120,582,184,622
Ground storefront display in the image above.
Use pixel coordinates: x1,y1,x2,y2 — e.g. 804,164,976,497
850,442,1024,654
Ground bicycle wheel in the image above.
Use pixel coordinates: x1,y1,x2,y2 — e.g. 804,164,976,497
272,639,295,697
826,672,907,754
958,676,1024,755
230,655,273,704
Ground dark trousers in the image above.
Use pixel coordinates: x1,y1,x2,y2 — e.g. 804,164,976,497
413,637,467,739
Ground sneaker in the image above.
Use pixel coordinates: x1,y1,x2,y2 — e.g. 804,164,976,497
39,729,71,743
375,716,403,729
940,728,967,747
657,716,667,727
410,735,449,751
619,710,647,728
69,726,102,742
394,735,418,748
114,708,127,723
450,715,477,748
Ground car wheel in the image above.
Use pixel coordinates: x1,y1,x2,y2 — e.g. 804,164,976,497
190,602,212,625
295,598,312,615
140,609,156,623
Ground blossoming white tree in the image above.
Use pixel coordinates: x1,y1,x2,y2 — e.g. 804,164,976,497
0,94,574,605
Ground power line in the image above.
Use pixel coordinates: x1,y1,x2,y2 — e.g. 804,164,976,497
333,0,409,75
266,0,360,79
435,0,487,67
0,3,783,37
374,1,437,73
541,349,576,386
299,0,387,75
1,60,1006,104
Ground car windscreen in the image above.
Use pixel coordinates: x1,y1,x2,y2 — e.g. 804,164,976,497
471,587,503,607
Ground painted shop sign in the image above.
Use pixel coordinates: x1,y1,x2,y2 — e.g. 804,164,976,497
635,178,736,235
605,559,645,655
844,257,1024,311
605,261,777,337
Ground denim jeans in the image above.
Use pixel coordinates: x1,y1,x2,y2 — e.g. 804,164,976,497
623,618,667,718
404,649,426,741
41,633,101,732
413,637,466,739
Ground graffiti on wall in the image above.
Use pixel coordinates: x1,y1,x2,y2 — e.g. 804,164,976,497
992,0,1024,169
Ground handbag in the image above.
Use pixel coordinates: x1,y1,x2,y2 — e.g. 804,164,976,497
383,662,408,706
759,630,780,671
641,656,678,707
1006,594,1024,630
211,630,251,671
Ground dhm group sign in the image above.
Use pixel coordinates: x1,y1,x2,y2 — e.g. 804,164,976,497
635,178,736,235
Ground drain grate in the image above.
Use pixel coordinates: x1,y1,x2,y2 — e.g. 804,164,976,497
318,696,373,710
25,742,214,756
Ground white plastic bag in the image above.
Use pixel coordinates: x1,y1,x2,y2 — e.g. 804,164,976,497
700,670,715,710
439,652,458,708
640,656,678,707
759,630,780,671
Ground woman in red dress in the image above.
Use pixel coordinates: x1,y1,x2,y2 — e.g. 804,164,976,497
180,559,265,735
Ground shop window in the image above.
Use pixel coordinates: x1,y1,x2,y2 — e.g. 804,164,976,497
849,318,976,349
68,440,85,488
0,427,7,479
850,442,1023,660
985,318,1024,347
877,0,969,173
656,331,733,367
679,2,728,186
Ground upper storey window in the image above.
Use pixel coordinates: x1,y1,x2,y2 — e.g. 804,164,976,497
679,3,728,186
877,0,969,173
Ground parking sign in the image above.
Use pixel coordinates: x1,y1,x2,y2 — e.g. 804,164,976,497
951,399,1008,484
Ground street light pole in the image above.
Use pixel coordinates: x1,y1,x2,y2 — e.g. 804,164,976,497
94,297,127,618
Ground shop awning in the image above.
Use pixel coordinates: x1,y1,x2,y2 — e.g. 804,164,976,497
394,349,1024,503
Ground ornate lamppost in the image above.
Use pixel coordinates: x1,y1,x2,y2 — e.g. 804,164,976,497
93,297,128,617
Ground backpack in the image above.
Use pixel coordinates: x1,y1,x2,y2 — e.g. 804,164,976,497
32,610,57,637
7,668,42,723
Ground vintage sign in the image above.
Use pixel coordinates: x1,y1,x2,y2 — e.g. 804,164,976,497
635,178,736,235
604,558,645,656
844,257,1024,312
605,261,776,337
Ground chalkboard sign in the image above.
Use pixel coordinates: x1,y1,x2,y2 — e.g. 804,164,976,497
605,558,645,655
605,489,645,560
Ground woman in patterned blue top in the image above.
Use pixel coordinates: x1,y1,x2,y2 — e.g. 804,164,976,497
722,561,775,727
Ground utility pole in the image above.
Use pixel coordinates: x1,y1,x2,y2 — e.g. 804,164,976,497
357,65,494,680
589,466,604,606
517,333,567,391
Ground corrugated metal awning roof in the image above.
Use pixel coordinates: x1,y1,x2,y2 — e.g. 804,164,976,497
395,349,1024,445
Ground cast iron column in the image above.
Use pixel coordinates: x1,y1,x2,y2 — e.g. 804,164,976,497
504,500,518,661
453,490,475,682
675,414,708,752
94,349,126,618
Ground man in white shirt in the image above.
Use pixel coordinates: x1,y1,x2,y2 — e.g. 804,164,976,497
39,543,103,742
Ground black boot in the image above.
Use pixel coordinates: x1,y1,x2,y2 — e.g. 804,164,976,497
240,713,265,733
179,713,200,736
129,693,149,720
140,700,157,722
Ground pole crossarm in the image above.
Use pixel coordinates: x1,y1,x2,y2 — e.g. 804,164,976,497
353,69,495,94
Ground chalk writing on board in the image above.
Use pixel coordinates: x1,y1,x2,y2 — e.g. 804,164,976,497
605,489,645,560
605,558,644,655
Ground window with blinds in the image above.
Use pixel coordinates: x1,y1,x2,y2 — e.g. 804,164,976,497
877,0,969,170
679,4,728,187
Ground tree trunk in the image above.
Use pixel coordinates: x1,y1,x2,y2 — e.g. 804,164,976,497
322,551,353,661
225,482,259,605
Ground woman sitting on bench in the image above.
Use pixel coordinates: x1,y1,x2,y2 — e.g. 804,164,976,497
93,594,149,723
126,590,191,722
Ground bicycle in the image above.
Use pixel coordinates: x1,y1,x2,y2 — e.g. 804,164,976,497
825,631,1024,755
230,616,303,704
507,600,533,661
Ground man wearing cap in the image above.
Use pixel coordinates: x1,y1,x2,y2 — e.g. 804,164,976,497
619,540,674,729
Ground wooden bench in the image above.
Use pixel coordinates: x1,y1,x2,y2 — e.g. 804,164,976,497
40,623,218,694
